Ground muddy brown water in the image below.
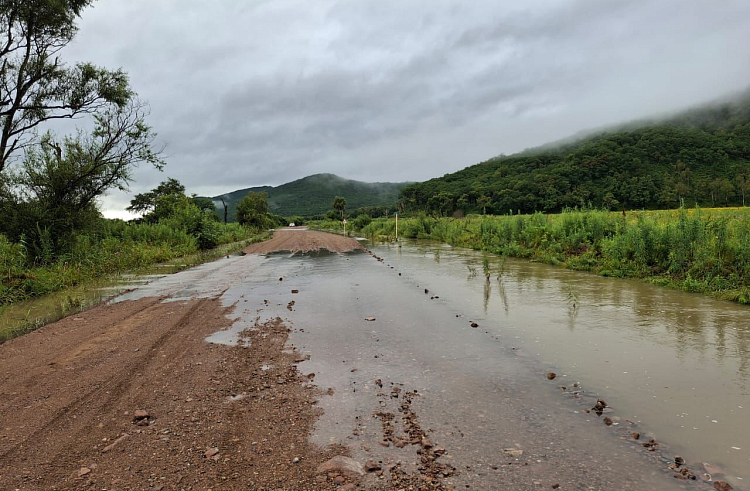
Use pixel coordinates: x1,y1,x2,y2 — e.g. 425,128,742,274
370,240,750,486
199,242,745,489
0,264,186,337
5,238,748,489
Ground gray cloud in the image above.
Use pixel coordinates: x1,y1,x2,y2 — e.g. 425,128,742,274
57,0,750,218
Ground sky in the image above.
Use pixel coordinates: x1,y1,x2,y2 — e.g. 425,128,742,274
60,0,750,219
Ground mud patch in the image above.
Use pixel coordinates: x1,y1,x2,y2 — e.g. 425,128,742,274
0,298,352,490
243,228,363,254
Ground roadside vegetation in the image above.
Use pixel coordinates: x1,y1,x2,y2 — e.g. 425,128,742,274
0,200,268,307
0,2,276,310
314,207,750,304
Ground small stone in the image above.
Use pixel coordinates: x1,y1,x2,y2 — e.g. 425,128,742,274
364,459,381,472
502,448,523,458
603,417,613,426
77,467,91,478
102,434,129,453
704,463,723,475
291,289,299,293
292,457,300,464
365,317,376,321
552,485,560,489
675,456,685,466
333,476,345,485
279,277,283,281
133,409,149,421
316,456,365,478
546,372,556,380
471,322,479,328
714,482,733,491
631,432,640,440
205,447,219,459
421,436,433,448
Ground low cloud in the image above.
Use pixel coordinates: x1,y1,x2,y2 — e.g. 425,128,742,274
58,0,750,216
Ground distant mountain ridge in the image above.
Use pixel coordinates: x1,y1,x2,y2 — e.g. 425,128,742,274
213,173,410,220
400,87,750,214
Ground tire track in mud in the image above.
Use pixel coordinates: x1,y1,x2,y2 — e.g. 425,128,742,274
0,297,217,463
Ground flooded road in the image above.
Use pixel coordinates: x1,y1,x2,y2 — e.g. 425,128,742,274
6,235,746,489
206,243,730,489
0,264,183,338
363,239,750,487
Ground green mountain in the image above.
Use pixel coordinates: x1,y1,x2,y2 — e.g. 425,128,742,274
401,89,750,214
213,173,410,220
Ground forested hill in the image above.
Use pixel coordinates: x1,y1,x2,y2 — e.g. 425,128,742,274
401,89,750,215
213,174,410,220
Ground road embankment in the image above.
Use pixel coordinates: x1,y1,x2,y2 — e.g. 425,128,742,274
242,228,363,254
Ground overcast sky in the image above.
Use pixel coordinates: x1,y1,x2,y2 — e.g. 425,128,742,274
62,0,750,218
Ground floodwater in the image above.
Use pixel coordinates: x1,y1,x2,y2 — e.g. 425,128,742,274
0,263,184,337
6,238,748,489
367,239,750,487
207,243,745,489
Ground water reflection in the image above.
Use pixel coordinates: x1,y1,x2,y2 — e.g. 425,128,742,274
482,278,490,314
372,239,750,483
496,279,509,315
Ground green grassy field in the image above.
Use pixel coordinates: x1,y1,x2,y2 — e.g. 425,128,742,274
315,207,750,304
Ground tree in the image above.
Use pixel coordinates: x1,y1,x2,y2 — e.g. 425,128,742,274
2,100,163,255
477,195,491,215
673,161,692,204
0,0,132,172
708,177,734,206
736,173,750,206
603,192,619,210
127,177,185,216
237,191,270,228
332,195,346,219
456,193,470,212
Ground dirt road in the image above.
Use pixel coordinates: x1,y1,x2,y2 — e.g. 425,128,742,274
0,296,355,490
243,227,362,254
0,230,709,490
0,231,361,491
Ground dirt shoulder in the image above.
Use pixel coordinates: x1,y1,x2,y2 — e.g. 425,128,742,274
243,228,363,254
0,297,353,490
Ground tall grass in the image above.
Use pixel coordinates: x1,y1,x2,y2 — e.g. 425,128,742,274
0,222,267,307
335,208,750,304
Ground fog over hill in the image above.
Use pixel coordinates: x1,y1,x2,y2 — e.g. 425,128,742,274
55,1,750,218
401,87,750,214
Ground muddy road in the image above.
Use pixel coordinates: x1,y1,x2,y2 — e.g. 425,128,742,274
0,230,726,490
242,227,363,254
